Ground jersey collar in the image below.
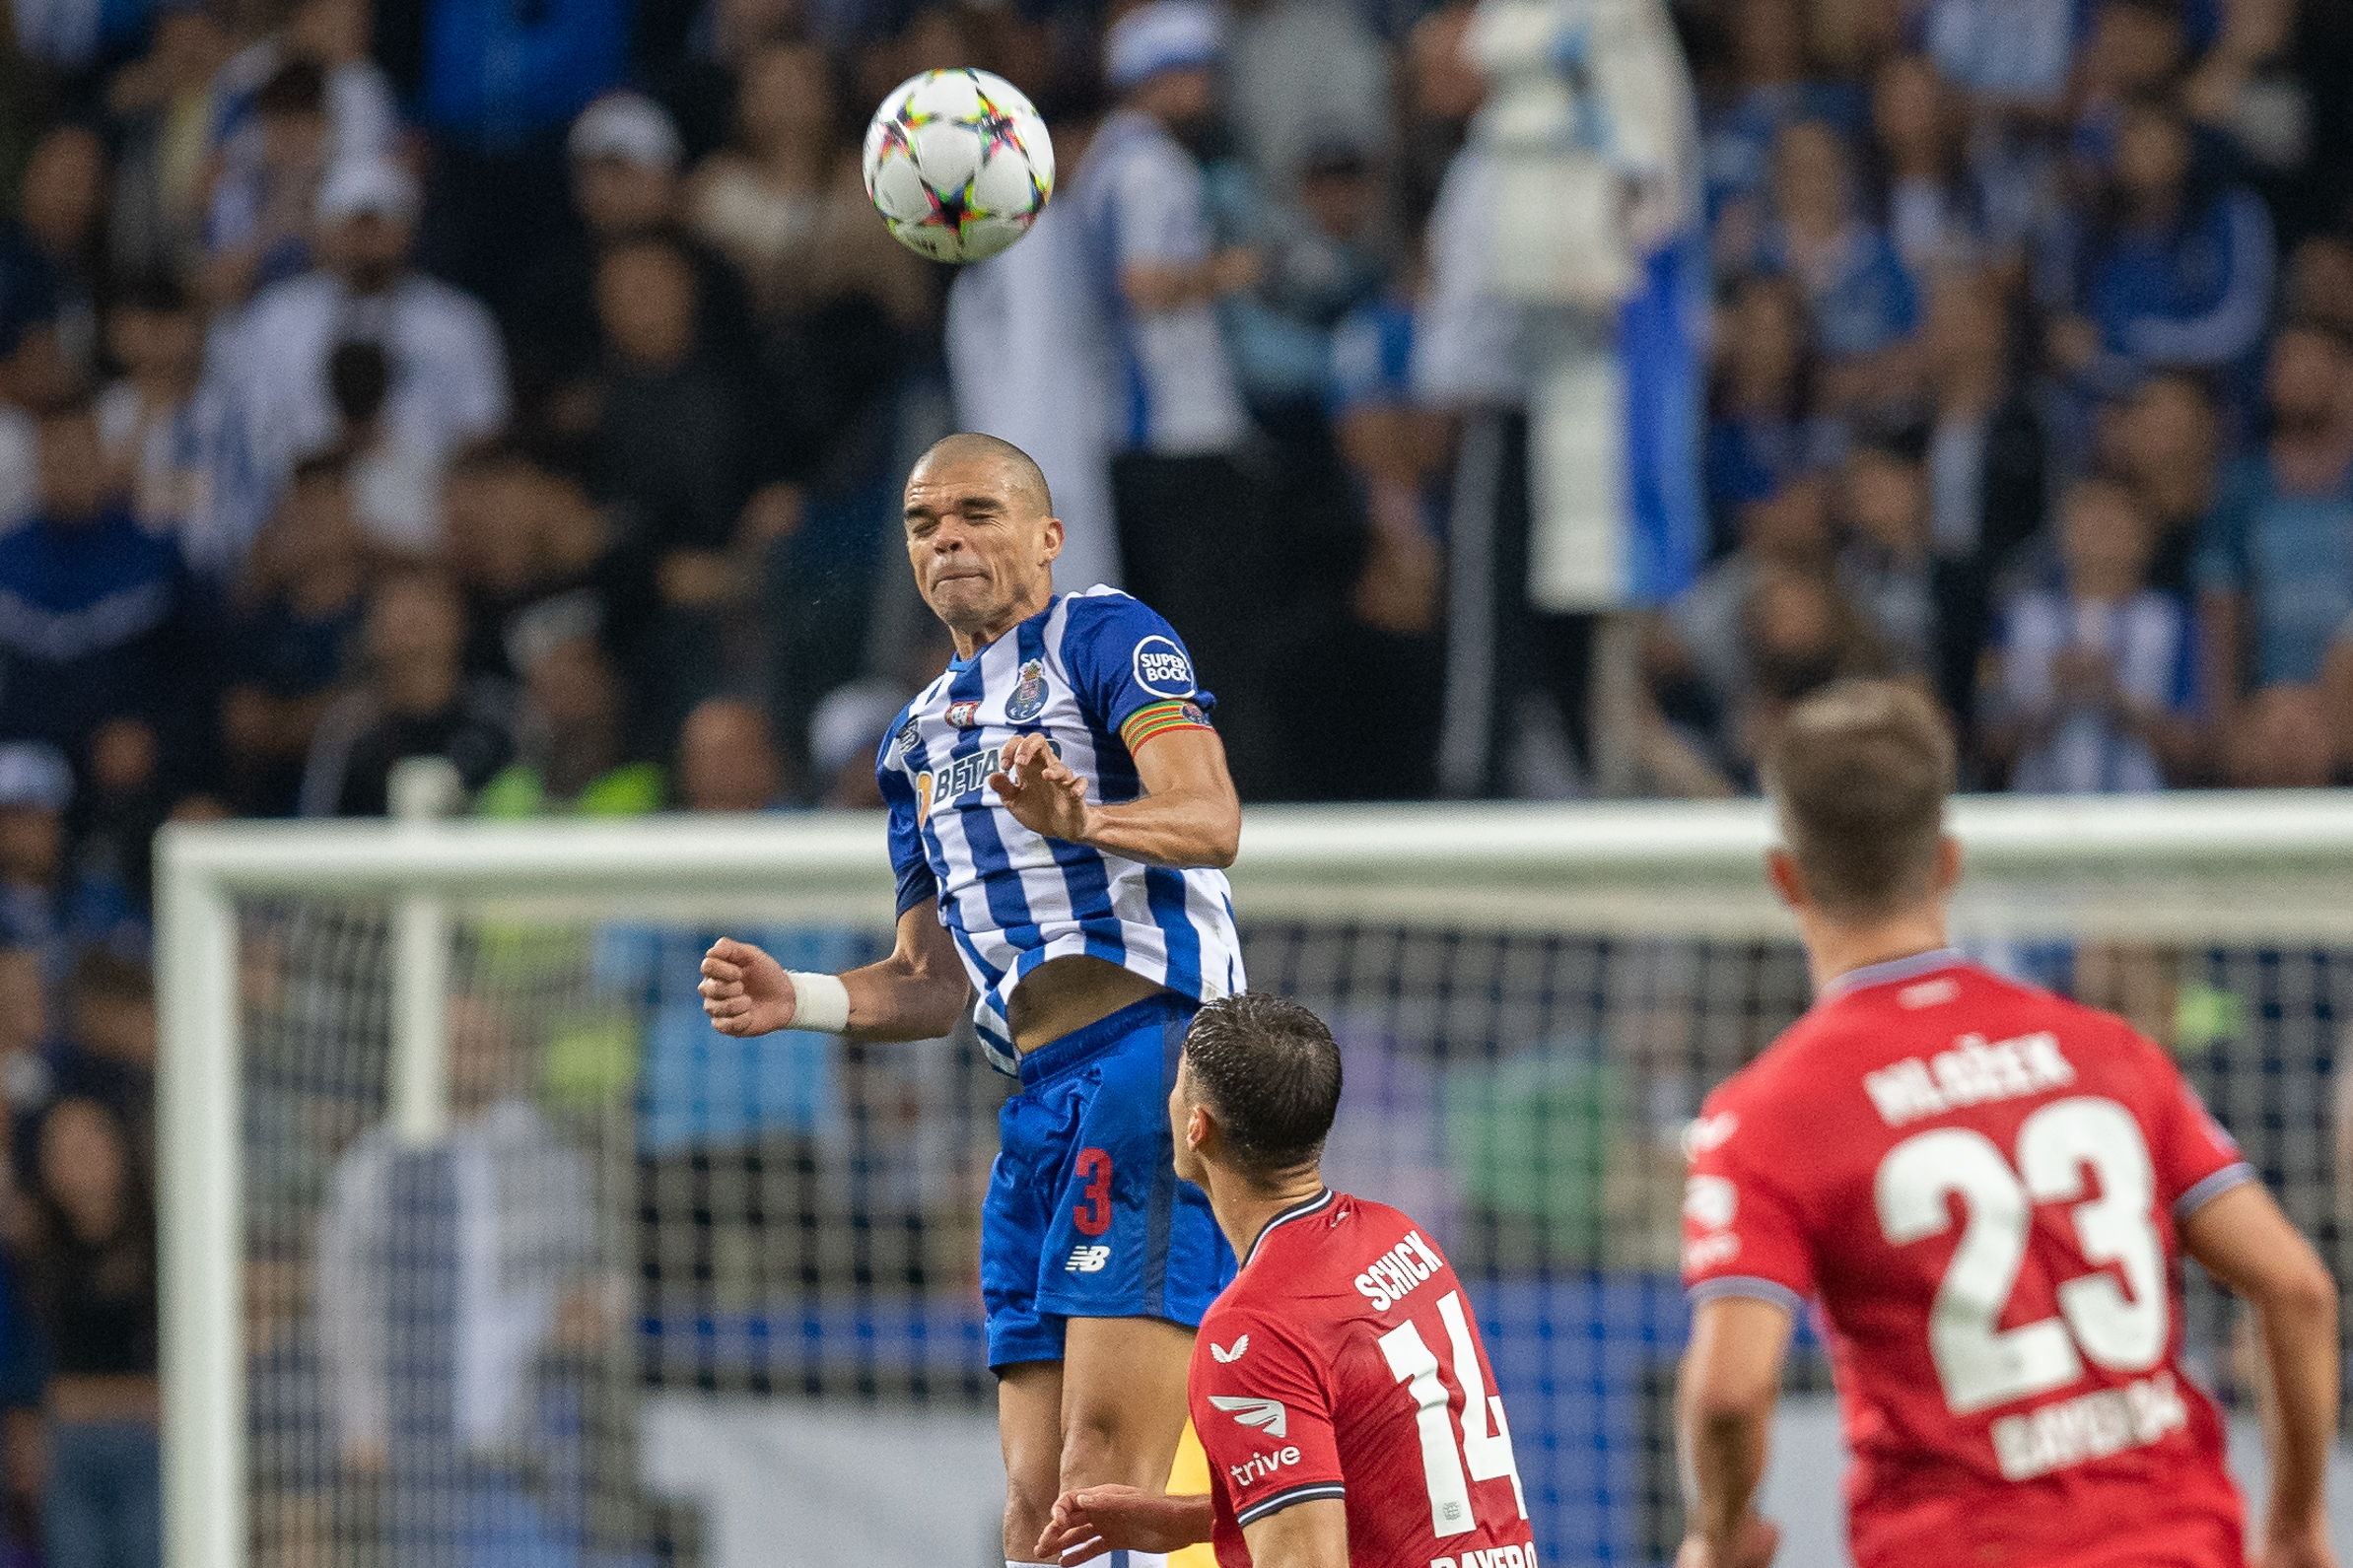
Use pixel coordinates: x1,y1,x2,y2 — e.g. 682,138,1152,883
946,594,1062,673
1818,946,1968,1000
1242,1187,1336,1270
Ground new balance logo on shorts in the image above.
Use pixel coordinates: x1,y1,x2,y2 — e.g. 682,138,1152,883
1065,1245,1111,1273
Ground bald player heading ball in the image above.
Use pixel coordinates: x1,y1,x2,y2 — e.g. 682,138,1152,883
700,434,1248,1568
1678,681,2340,1568
1037,994,1539,1568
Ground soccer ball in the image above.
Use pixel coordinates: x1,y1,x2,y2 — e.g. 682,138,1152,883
862,68,1055,265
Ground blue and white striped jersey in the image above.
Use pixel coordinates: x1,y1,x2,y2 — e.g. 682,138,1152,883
878,586,1246,1072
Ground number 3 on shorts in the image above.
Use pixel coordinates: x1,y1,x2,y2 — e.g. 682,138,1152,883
1073,1147,1114,1237
1875,1096,2169,1414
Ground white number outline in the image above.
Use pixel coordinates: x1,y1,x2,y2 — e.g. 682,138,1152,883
1377,1289,1529,1537
1873,1096,2170,1415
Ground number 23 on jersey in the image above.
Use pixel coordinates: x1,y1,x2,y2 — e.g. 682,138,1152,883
1876,1095,2167,1414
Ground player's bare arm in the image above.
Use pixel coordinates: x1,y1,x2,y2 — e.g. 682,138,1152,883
2180,1183,2341,1568
1034,1484,1211,1558
698,905,969,1041
1676,1296,1791,1568
1033,1487,1344,1567
990,724,1240,868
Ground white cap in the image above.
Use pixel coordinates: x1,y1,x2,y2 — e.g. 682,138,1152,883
317,158,421,225
811,678,913,782
569,91,683,171
0,743,71,813
1106,0,1223,91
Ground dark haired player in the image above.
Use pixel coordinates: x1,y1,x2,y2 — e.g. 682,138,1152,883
700,433,1246,1568
1680,680,2339,1568
1035,992,1539,1568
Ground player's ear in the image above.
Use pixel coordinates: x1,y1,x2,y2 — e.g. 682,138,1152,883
1931,833,1962,898
1186,1101,1213,1158
1765,847,1809,914
1040,512,1065,564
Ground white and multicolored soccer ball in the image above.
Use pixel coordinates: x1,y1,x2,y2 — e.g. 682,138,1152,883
861,68,1055,265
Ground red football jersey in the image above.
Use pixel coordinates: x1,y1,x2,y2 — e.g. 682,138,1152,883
1191,1189,1539,1568
1683,950,2255,1568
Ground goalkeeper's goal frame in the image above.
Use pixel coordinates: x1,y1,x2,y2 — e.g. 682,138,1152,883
156,790,2353,1568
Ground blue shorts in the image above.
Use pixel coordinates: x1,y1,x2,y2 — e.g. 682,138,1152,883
982,991,1236,1370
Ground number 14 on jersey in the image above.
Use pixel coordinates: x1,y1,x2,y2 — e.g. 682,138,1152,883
1378,1290,1529,1537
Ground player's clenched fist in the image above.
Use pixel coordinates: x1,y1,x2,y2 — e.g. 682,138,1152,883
699,938,797,1036
990,731,1092,845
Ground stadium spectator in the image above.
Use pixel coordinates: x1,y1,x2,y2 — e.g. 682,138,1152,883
585,235,764,738
1224,0,1390,201
205,0,399,179
70,716,176,924
1704,272,1840,556
0,745,79,961
2226,681,2335,788
807,678,907,809
0,941,48,1106
1757,117,1919,412
2070,0,2192,161
1919,270,2042,727
217,159,508,568
2101,370,2218,596
1922,0,2077,109
673,696,792,811
2282,232,2353,341
1702,0,1865,254
297,572,515,817
2053,95,2274,403
218,456,370,817
510,91,759,440
1726,562,1892,782
31,950,159,1162
1869,53,1984,280
1985,476,2197,792
474,635,662,817
390,0,630,313
2194,322,2353,716
326,339,443,562
1657,473,1837,735
16,1096,158,1568
1329,279,1445,640
684,38,928,335
1073,0,1272,792
0,400,204,769
0,126,107,410
1219,136,1387,438
100,0,238,287
93,278,214,544
197,59,332,313
440,444,608,686
315,991,606,1568
1834,432,1936,678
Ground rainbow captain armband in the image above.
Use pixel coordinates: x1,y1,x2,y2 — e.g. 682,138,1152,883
1120,699,1213,754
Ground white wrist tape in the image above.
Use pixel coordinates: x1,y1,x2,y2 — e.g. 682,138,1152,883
787,972,852,1034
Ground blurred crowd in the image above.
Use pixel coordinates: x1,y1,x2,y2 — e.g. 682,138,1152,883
0,0,2342,1559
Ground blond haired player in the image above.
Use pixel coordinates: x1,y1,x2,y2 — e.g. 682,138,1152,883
1679,679,2339,1568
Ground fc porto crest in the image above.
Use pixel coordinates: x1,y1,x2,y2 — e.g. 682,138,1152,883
946,700,982,728
1003,658,1049,722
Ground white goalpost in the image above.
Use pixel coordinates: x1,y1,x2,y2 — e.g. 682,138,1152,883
156,790,2353,1568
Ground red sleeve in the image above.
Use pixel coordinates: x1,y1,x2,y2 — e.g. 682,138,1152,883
1681,1093,1816,1314
1192,1310,1347,1529
2129,1032,2255,1219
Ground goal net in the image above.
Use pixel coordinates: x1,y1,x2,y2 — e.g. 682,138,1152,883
156,793,2353,1568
